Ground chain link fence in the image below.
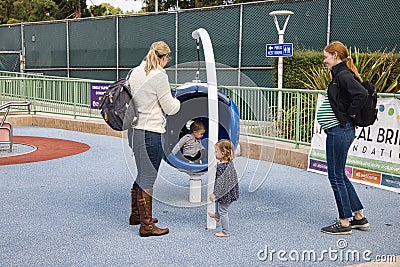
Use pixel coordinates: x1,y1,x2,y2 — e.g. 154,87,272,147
0,0,399,87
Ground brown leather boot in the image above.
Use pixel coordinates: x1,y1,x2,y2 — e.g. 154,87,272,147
129,187,158,225
138,189,169,237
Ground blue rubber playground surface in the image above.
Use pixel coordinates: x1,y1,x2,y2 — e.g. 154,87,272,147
1,126,399,266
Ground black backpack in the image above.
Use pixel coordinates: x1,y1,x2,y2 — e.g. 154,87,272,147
98,70,138,131
354,80,378,127
335,70,378,127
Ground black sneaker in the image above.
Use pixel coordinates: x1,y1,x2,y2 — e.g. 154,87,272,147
321,220,352,235
350,217,370,230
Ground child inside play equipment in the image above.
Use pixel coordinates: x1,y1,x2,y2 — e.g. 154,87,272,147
171,120,206,163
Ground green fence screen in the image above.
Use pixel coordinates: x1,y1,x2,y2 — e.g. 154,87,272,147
0,0,398,87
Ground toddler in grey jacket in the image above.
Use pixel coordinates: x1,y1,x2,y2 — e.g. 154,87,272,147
171,120,206,163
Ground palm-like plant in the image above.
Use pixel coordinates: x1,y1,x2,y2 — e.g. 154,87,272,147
285,48,399,143
298,47,399,93
352,47,399,93
298,66,331,91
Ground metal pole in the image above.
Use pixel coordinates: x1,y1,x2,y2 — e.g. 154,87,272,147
20,24,26,73
277,31,283,121
192,28,218,230
237,4,243,86
116,16,119,80
189,174,202,202
66,21,70,78
175,9,179,85
269,11,293,121
326,0,332,45
295,91,300,148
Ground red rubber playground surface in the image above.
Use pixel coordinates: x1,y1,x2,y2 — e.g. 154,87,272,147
0,136,90,166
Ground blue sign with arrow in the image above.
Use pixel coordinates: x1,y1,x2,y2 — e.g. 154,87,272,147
266,43,293,57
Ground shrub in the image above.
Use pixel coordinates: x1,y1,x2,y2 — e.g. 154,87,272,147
273,47,399,143
280,48,400,93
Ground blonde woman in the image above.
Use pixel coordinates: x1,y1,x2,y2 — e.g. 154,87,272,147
317,41,369,235
128,41,180,237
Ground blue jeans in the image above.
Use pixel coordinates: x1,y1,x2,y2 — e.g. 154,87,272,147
133,129,163,189
325,122,363,219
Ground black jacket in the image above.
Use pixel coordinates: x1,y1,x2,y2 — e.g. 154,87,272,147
327,61,368,126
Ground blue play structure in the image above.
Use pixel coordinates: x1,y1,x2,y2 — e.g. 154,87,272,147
164,83,240,173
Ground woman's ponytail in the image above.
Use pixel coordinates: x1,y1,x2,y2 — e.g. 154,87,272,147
346,57,363,83
145,41,171,75
145,48,159,75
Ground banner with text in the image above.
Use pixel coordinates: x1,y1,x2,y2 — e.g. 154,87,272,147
308,95,400,193
90,83,110,109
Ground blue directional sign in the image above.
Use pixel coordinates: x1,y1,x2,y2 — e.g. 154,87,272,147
266,43,293,57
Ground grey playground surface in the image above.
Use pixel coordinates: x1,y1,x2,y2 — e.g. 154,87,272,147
1,126,398,266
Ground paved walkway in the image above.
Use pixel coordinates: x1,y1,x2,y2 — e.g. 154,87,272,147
1,126,398,266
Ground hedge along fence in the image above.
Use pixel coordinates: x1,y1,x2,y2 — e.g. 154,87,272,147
279,49,400,93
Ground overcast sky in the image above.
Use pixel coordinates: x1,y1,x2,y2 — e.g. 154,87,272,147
86,0,143,12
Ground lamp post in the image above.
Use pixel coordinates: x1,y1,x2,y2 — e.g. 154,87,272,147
269,10,293,121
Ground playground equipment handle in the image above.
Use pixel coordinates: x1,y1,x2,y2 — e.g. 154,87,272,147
192,28,218,230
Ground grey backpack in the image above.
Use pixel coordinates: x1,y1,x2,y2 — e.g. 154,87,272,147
98,70,138,131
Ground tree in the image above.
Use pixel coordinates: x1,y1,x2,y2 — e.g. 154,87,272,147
0,0,91,24
89,3,124,16
0,0,58,24
53,0,90,19
143,0,196,11
0,0,15,23
89,4,107,17
0,0,264,24
142,0,254,12
29,0,58,21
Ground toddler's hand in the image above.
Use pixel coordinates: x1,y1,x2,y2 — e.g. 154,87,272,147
209,193,215,202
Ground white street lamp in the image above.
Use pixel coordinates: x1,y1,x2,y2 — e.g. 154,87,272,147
269,10,294,121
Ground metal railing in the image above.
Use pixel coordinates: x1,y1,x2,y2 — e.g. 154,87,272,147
220,86,324,146
1,73,399,146
0,74,107,118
